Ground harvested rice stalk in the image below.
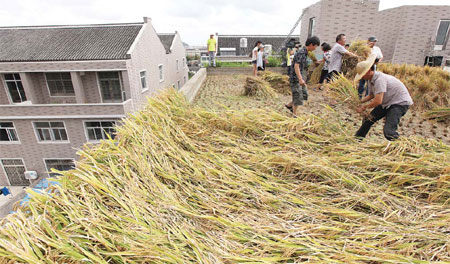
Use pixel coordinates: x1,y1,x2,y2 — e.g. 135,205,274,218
325,73,360,109
309,61,324,85
1,89,449,263
258,71,291,95
244,76,278,99
425,107,450,122
342,40,371,78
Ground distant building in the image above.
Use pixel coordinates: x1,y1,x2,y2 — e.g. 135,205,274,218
185,46,208,58
0,17,189,186
217,35,296,56
299,0,450,68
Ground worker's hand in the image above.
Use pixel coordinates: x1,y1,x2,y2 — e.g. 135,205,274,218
299,79,306,86
356,105,366,114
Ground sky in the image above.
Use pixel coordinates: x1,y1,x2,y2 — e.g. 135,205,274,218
0,0,448,46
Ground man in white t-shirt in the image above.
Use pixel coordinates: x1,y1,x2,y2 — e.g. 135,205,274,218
358,36,383,98
327,34,358,82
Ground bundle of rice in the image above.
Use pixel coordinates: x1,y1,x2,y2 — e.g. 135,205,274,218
309,61,324,85
244,76,278,99
325,73,360,109
341,40,371,78
258,71,291,95
1,89,449,263
378,63,450,110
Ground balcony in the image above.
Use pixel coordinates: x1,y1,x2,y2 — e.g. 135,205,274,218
0,99,134,120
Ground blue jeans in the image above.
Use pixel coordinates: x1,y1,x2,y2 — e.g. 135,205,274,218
208,51,216,67
358,79,369,98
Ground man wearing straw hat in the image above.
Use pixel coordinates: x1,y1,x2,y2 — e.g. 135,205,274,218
354,54,413,141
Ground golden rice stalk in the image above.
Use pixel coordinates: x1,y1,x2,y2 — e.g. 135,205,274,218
342,40,372,78
309,62,325,85
0,89,449,263
325,73,360,109
425,107,450,122
244,76,278,99
258,71,291,95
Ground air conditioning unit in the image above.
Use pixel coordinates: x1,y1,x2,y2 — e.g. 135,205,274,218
24,171,38,180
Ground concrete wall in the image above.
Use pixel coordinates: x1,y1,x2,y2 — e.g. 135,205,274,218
180,68,206,103
299,0,450,66
378,6,450,65
300,0,380,48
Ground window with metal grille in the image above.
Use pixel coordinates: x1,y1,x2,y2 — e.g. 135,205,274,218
0,122,19,142
4,73,26,103
1,159,29,186
45,72,75,96
85,121,116,141
45,159,75,177
33,122,68,142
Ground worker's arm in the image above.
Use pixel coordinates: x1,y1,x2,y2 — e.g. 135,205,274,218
345,51,358,57
295,63,305,85
357,93,383,113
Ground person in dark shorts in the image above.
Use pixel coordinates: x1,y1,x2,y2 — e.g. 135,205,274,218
285,36,321,117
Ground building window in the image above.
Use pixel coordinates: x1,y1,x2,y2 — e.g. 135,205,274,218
240,38,248,48
85,121,116,142
0,122,19,142
435,20,450,49
98,72,123,103
4,74,26,103
184,76,186,84
159,65,164,82
177,80,180,89
44,159,75,177
182,58,186,68
33,122,68,142
176,59,179,72
46,72,75,96
308,17,316,38
1,159,29,186
139,70,148,90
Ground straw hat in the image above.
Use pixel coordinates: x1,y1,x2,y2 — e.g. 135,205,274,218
354,54,377,84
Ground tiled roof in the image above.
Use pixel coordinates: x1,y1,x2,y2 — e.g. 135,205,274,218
0,24,143,62
158,34,176,53
217,35,297,56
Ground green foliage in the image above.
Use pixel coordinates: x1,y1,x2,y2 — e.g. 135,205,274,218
266,56,283,67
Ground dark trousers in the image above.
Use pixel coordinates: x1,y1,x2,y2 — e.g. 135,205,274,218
326,70,340,83
356,105,409,141
358,79,369,98
319,69,329,84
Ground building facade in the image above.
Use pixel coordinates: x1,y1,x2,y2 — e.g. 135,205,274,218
217,35,296,56
299,0,450,68
0,17,189,186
